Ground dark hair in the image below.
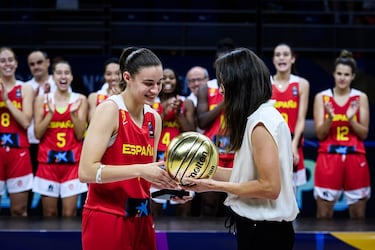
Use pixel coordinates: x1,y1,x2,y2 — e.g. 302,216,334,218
103,57,119,71
103,57,125,90
119,47,162,77
51,60,71,73
216,38,235,58
215,48,272,151
334,49,357,74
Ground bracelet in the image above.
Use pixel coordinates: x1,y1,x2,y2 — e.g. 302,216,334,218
95,164,105,184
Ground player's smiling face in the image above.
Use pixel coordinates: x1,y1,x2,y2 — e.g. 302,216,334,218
161,68,177,94
53,62,73,92
0,49,18,78
125,65,163,105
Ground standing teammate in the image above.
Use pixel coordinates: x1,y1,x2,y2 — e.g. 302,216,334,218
32,60,88,216
313,50,370,219
271,43,310,190
0,47,34,216
79,47,190,250
87,57,122,122
196,38,235,216
151,67,195,217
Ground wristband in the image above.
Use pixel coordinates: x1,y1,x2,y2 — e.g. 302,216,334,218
96,164,105,184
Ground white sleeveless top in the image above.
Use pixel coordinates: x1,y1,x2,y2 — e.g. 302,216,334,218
224,100,299,221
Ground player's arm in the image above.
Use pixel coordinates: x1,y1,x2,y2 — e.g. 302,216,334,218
293,78,309,147
177,98,195,132
87,92,97,122
196,83,224,129
70,94,88,140
313,92,332,140
34,94,53,139
5,84,33,130
348,92,369,140
78,102,178,189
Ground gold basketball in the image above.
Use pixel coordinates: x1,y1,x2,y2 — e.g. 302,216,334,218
165,132,218,186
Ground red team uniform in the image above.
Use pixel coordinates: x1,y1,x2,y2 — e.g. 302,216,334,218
152,96,185,161
33,92,87,198
82,95,157,250
95,89,109,106
314,89,370,204
271,74,306,186
205,79,234,168
0,82,33,195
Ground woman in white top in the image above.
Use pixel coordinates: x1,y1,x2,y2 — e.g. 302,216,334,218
186,48,299,250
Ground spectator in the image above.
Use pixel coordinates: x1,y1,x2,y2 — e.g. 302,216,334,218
196,38,235,216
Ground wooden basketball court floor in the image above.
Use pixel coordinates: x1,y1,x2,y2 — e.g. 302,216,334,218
0,216,374,250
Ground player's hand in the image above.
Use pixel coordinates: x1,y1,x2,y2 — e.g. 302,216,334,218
346,99,359,121
143,161,179,190
324,101,334,119
70,98,82,114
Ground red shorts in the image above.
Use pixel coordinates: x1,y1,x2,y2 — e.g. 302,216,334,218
82,208,156,250
33,163,87,198
314,153,370,204
0,147,33,194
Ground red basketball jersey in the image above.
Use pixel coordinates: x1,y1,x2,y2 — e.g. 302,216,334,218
318,88,365,154
96,93,108,106
203,80,225,141
152,97,186,152
38,93,83,164
84,95,156,217
271,74,300,134
0,82,29,148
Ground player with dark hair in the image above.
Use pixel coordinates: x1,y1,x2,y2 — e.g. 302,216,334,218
313,49,370,219
79,47,190,250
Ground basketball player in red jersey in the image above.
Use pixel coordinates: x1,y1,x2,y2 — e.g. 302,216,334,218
87,58,123,122
0,47,34,216
271,43,310,190
151,68,195,217
313,50,370,219
79,48,190,250
196,38,235,216
33,60,88,216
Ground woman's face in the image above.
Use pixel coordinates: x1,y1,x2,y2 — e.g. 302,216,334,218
161,68,177,94
124,65,163,106
53,62,73,92
273,45,295,73
333,64,355,89
0,49,17,78
104,62,121,89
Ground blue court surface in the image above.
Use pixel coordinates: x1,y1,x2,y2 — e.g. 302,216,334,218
0,217,374,250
